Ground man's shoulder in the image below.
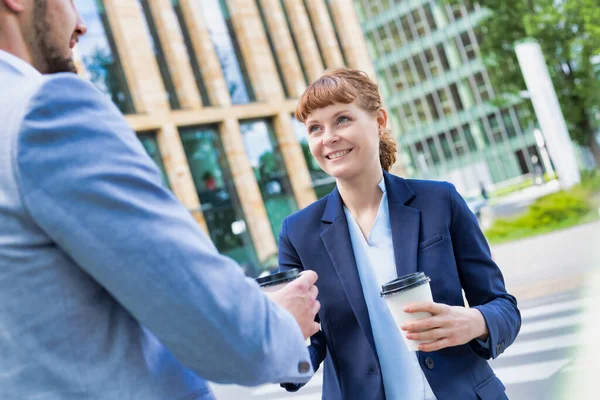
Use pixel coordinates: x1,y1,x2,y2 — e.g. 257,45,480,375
28,73,110,109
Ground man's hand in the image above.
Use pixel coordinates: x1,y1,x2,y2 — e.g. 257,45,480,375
401,302,489,352
268,271,320,339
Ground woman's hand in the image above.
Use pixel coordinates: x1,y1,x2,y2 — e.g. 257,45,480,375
401,302,489,352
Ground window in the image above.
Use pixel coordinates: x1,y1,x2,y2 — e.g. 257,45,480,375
415,99,427,122
403,60,415,85
502,110,518,138
138,0,180,109
388,64,404,91
425,93,440,120
450,128,466,156
138,132,170,188
402,103,417,126
171,0,211,105
199,0,254,104
462,124,478,151
426,137,441,164
438,133,452,159
460,31,477,61
256,0,289,97
180,126,260,275
75,0,134,114
400,15,414,42
412,55,427,80
411,8,426,36
488,114,504,142
438,89,453,116
240,120,298,238
450,83,464,111
424,49,439,77
474,72,491,101
437,44,451,71
424,4,437,31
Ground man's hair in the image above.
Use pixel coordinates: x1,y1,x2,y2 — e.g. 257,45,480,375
295,68,397,171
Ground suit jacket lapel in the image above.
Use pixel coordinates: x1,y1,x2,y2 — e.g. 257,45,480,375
320,188,377,355
384,172,421,278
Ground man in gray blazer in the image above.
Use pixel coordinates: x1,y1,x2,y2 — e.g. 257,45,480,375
0,1,320,399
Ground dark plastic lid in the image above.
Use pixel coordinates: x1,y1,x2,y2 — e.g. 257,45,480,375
380,272,430,297
255,269,300,287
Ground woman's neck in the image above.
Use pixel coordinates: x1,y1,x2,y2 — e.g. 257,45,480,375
337,167,384,217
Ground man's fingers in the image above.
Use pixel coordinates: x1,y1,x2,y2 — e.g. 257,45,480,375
298,270,318,286
311,300,321,315
309,284,319,300
308,321,320,337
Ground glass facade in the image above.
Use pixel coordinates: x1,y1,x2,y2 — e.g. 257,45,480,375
170,0,212,106
357,0,539,194
198,0,255,104
240,120,298,239
75,0,134,114
137,0,180,109
180,126,260,276
292,117,336,198
138,132,170,188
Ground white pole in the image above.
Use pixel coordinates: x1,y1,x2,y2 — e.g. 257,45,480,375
515,40,581,189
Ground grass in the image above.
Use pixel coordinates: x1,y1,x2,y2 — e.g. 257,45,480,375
485,169,600,244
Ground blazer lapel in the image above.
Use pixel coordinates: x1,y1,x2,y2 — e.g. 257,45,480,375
320,188,377,355
384,172,421,278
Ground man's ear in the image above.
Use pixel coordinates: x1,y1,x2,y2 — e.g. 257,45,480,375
3,0,26,13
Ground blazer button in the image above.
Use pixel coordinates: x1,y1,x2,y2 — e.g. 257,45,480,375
298,361,311,374
367,367,379,376
425,357,435,370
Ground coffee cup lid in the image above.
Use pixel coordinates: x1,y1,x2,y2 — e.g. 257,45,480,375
256,269,300,287
380,272,430,297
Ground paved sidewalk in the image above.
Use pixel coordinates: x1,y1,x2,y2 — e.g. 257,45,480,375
491,220,600,301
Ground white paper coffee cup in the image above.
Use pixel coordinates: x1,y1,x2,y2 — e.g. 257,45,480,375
255,269,300,292
381,272,433,351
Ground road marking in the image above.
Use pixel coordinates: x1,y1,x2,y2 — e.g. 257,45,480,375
495,359,571,384
519,313,584,335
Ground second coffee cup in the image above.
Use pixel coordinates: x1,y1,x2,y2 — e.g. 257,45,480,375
255,269,300,292
381,272,434,351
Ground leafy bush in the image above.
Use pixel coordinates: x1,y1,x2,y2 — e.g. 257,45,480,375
485,190,590,242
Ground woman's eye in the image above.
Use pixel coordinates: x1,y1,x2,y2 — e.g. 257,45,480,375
309,125,320,133
337,116,350,124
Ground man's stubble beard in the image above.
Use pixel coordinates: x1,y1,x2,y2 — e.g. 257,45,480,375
33,0,77,74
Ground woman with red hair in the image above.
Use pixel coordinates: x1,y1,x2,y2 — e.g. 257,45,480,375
278,68,520,399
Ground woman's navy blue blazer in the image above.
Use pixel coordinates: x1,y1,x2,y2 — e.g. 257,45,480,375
278,171,521,400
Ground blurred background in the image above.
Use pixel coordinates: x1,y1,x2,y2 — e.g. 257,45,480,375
72,0,599,398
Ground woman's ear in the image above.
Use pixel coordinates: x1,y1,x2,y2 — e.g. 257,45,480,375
376,108,388,131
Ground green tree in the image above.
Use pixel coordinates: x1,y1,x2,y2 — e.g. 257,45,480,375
452,0,600,166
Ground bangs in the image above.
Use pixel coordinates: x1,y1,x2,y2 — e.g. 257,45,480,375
295,76,358,123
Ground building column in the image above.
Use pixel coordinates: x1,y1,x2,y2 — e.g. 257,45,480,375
282,0,324,82
257,0,306,97
220,119,278,261
177,0,231,107
304,0,345,69
103,0,169,113
327,0,376,78
273,112,317,208
156,124,209,233
226,0,285,102
147,0,202,109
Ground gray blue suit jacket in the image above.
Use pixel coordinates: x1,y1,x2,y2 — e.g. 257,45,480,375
0,50,312,400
